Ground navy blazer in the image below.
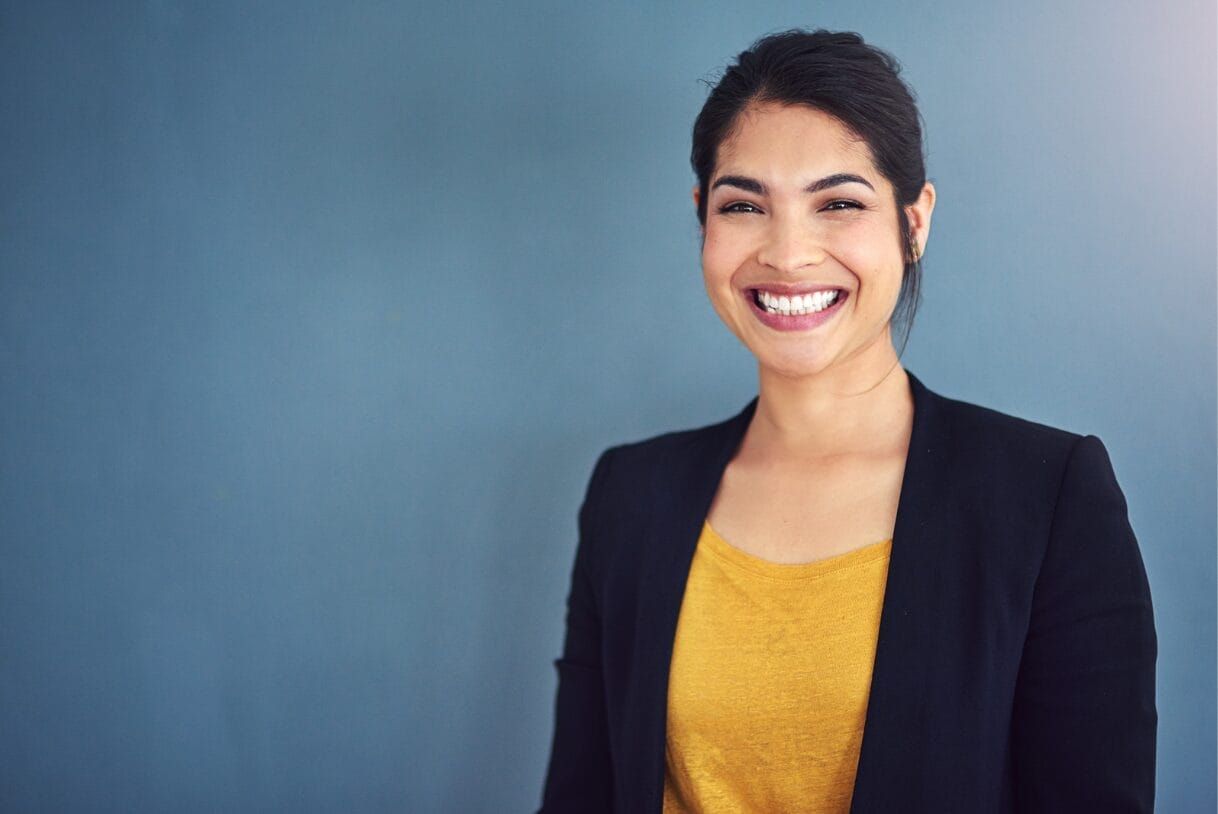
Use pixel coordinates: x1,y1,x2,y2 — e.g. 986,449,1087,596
539,373,1156,813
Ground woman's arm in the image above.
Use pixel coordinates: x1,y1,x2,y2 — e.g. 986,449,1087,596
1010,434,1157,812
538,449,616,813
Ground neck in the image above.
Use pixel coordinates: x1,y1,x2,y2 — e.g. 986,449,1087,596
750,349,912,458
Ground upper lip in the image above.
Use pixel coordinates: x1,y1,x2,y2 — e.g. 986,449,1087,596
745,282,844,296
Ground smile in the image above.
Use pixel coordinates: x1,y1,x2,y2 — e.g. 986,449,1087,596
753,288,842,315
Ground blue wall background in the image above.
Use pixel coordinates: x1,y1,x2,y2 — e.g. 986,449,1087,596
2,1,1213,811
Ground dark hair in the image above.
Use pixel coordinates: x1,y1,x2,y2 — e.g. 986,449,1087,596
691,29,927,342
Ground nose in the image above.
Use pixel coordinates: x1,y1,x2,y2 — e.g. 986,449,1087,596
755,217,826,274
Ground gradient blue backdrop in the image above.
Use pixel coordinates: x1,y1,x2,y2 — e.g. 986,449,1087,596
2,2,1214,811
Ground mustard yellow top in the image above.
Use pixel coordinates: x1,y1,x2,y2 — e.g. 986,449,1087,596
663,522,892,814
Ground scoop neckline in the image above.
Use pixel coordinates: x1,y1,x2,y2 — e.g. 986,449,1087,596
700,521,892,581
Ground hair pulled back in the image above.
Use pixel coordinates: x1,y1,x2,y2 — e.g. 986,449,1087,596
691,29,928,337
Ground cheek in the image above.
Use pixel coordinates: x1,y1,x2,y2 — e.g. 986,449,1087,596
700,232,733,285
834,223,904,280
701,222,752,270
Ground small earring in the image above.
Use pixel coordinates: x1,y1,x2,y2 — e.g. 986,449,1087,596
910,241,921,262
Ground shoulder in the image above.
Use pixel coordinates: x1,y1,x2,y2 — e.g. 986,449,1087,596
908,375,1134,543
916,377,1079,454
901,375,1138,546
911,375,1094,485
589,399,755,486
577,401,755,539
605,405,751,465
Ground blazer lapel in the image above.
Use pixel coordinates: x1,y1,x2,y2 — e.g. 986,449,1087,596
630,399,756,814
850,372,953,811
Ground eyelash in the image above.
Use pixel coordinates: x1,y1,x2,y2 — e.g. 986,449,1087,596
719,201,762,214
716,199,866,215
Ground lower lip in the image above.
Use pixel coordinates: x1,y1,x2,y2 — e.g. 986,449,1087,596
747,290,847,331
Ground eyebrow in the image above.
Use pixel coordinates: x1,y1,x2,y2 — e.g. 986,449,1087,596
711,172,875,194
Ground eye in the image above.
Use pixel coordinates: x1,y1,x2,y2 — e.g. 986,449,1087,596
718,201,763,214
822,199,865,212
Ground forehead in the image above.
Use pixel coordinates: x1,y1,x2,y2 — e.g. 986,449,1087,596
714,102,879,180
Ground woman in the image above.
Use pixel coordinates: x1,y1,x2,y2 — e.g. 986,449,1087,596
540,30,1155,813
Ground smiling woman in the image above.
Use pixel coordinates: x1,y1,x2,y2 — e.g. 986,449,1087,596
700,103,932,383
538,29,1156,814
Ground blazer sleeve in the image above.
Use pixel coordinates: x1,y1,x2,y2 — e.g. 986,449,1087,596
1010,434,1157,812
538,449,615,813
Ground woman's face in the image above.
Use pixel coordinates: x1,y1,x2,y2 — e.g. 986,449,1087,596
698,102,934,382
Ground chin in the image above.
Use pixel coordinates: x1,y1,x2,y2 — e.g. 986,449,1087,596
750,335,898,384
753,350,837,381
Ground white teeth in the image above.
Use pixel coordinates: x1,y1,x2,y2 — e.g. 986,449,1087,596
757,289,840,315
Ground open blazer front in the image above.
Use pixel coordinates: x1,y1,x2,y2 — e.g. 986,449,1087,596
540,373,1157,813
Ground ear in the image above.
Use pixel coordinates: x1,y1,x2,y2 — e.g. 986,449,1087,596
905,181,936,259
691,184,711,235
692,185,706,237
